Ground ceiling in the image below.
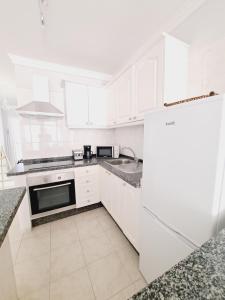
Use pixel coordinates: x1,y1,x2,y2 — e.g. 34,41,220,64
0,0,201,100
172,0,225,48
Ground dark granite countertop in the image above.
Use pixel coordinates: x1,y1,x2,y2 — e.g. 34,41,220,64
7,156,142,188
0,187,26,247
131,229,225,300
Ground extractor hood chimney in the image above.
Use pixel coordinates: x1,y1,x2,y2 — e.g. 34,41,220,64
16,75,64,117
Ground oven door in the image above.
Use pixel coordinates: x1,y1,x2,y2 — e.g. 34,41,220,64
96,146,113,158
29,179,75,215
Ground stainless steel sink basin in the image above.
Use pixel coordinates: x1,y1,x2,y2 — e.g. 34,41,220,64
117,163,142,174
105,159,142,174
106,159,133,166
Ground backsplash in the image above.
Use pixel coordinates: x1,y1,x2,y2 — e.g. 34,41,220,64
114,125,144,159
19,117,114,159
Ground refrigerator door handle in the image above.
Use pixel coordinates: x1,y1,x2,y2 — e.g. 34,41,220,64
143,206,198,250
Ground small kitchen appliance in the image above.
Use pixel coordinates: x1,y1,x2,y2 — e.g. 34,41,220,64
72,149,83,161
96,146,119,158
83,145,92,159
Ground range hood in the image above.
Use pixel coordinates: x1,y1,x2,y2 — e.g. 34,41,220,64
16,101,64,117
16,75,64,117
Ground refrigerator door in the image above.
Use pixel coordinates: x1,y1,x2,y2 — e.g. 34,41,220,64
142,97,225,246
139,207,196,283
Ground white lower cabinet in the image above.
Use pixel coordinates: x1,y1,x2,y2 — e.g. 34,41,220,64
100,167,140,251
75,165,100,208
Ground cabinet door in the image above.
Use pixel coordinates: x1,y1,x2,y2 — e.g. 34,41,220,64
109,174,122,227
134,41,163,119
88,87,107,128
121,182,140,250
65,82,89,128
100,168,112,212
107,84,117,126
116,68,133,124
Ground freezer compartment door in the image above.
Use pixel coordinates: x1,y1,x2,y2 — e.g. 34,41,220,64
139,207,196,283
142,98,225,245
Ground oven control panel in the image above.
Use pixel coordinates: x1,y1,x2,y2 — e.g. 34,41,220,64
27,171,74,187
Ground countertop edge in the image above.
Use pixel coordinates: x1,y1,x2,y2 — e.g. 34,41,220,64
8,160,142,188
0,187,26,248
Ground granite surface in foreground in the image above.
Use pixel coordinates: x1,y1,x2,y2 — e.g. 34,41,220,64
0,187,26,247
131,229,225,300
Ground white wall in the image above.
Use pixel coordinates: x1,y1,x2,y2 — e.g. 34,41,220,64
114,125,144,159
19,116,114,159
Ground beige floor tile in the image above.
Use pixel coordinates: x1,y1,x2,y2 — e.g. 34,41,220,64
22,223,50,240
19,285,49,300
116,244,142,282
105,226,131,250
50,218,79,249
109,278,147,300
88,207,108,219
50,216,77,232
98,214,118,231
16,234,50,263
74,209,99,224
81,232,113,264
76,217,105,240
14,253,50,299
88,252,132,300
50,267,95,300
50,240,85,282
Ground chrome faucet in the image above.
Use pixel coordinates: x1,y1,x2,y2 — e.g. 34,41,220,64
121,147,139,164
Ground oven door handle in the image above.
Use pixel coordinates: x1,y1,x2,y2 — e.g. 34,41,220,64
33,182,71,192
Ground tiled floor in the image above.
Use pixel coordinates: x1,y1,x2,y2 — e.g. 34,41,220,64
13,207,147,300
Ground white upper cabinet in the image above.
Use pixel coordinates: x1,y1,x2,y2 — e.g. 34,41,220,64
163,34,189,104
107,84,117,126
134,34,188,118
134,41,163,120
116,68,133,124
65,82,89,128
88,87,107,128
65,82,108,128
106,34,189,126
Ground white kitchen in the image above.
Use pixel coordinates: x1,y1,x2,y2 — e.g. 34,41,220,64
1,1,225,300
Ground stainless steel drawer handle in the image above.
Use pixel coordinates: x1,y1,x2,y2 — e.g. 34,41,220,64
33,182,71,192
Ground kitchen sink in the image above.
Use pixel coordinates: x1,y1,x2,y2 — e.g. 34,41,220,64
118,163,142,173
105,159,133,166
105,159,142,174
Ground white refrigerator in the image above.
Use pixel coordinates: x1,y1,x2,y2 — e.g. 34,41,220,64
139,94,225,283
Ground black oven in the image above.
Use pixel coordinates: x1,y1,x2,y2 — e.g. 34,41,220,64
28,172,75,216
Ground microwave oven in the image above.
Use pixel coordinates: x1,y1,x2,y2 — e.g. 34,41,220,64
96,146,119,158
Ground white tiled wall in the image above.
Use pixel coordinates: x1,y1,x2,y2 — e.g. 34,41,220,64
114,125,144,159
19,116,114,159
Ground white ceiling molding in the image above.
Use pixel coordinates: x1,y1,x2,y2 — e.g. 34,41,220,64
108,0,207,85
8,54,112,83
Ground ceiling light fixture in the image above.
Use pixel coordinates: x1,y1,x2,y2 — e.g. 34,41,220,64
38,0,48,28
